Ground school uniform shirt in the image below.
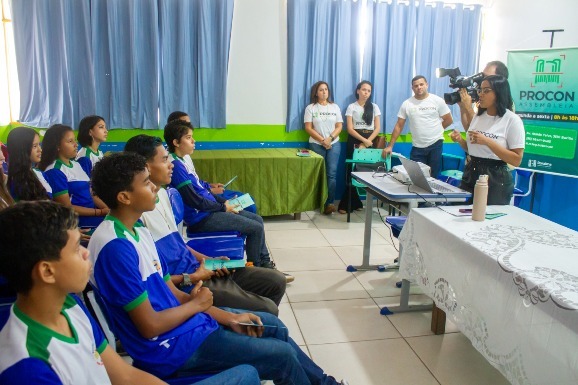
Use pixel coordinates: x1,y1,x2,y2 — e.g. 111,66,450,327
88,215,218,378
345,102,382,131
0,294,110,385
33,168,53,199
76,147,104,176
44,159,101,228
467,110,526,160
398,94,451,148
140,187,200,277
304,103,343,145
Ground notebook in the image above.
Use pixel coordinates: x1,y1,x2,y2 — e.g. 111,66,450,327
399,157,468,195
228,193,255,210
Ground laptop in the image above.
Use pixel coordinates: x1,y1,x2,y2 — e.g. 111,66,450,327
399,157,467,194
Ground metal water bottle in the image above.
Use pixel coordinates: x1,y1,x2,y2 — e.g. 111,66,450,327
472,175,488,221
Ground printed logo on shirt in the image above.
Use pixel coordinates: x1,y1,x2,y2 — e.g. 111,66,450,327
479,131,499,140
153,259,162,273
418,107,437,112
93,344,104,366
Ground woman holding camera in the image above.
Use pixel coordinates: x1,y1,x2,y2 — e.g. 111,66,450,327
450,75,525,204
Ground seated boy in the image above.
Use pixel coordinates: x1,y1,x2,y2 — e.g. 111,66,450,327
166,111,257,214
0,201,261,385
124,134,285,315
88,152,347,384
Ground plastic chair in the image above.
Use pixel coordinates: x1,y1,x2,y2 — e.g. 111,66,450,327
345,148,391,223
438,153,465,182
512,169,535,206
167,187,186,235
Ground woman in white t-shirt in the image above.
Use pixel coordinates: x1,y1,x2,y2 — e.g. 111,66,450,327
338,81,382,214
304,81,343,214
450,75,525,204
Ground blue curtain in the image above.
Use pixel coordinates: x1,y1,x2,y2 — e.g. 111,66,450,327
11,0,95,128
91,0,159,129
364,0,418,135
286,0,363,132
159,0,234,128
415,2,482,129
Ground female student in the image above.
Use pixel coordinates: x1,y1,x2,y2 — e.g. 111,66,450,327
6,127,52,201
39,124,109,228
0,149,14,209
76,115,108,176
304,81,343,214
450,75,525,204
338,81,382,214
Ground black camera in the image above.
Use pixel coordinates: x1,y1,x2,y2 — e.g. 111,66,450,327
436,67,484,105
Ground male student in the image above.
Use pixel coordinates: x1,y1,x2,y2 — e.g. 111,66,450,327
166,111,257,214
124,134,285,315
0,200,260,385
88,152,348,384
383,75,453,178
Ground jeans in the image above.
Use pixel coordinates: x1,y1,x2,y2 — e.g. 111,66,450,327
410,139,443,178
188,210,270,266
179,309,339,385
220,190,257,214
192,364,260,385
310,142,342,206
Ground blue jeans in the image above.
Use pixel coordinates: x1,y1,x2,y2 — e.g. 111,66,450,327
193,365,260,385
220,190,257,214
310,142,341,206
410,139,443,178
188,210,270,266
179,309,339,385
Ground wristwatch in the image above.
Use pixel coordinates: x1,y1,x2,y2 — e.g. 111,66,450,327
329,135,335,140
181,273,192,286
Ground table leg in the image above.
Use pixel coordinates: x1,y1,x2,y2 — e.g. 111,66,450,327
380,279,433,315
347,191,383,272
431,303,446,335
293,213,301,220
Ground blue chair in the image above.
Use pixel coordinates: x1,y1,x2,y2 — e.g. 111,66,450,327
512,169,535,206
438,153,465,184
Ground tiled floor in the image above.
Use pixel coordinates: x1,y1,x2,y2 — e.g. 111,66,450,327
264,207,510,385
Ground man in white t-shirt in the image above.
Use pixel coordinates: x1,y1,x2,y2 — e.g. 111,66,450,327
383,75,453,178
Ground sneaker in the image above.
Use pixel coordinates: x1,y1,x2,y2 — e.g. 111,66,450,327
261,261,295,283
283,272,295,283
340,380,350,385
324,204,336,215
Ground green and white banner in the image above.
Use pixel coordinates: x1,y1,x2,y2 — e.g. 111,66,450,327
508,47,578,178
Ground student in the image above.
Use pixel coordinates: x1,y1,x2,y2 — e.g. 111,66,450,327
6,127,52,200
338,80,382,214
0,201,261,385
89,152,348,384
304,81,343,215
166,111,257,214
39,124,109,229
125,134,286,315
0,149,14,209
76,115,108,176
163,120,288,277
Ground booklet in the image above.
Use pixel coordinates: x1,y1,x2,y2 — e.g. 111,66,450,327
204,258,247,271
228,193,255,211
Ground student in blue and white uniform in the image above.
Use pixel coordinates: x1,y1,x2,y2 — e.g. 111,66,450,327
39,124,109,229
304,81,343,215
76,115,108,177
7,127,52,201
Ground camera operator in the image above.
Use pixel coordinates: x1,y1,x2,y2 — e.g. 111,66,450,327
457,61,509,130
382,75,453,178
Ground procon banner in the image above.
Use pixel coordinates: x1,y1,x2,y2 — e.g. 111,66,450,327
508,47,578,178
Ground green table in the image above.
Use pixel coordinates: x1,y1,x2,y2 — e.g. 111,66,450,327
191,148,328,217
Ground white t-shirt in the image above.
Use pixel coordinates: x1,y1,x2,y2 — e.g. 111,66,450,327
467,110,526,160
345,102,381,131
398,94,451,148
304,103,343,145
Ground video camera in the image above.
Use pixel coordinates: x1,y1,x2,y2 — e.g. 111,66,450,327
436,67,484,105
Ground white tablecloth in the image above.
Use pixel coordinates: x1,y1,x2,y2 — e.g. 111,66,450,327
399,205,578,385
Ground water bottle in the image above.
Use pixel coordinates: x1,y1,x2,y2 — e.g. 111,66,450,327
472,174,488,221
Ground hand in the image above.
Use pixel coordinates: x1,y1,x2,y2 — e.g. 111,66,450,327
225,201,240,214
468,130,489,146
210,183,224,189
79,228,92,242
99,208,110,216
450,129,463,143
322,136,332,146
458,88,472,106
189,281,213,311
382,146,393,158
211,186,225,195
358,144,366,150
363,138,373,148
228,313,263,337
191,260,215,281
214,267,231,278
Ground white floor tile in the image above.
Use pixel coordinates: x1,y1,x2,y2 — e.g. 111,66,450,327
319,228,388,247
263,214,316,231
292,298,400,345
280,293,288,304
309,211,367,230
406,333,510,385
271,247,346,272
285,270,370,302
309,339,439,385
333,244,399,268
265,229,330,249
278,303,305,346
353,270,424,298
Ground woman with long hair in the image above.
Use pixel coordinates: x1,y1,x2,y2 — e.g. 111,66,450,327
451,75,525,204
76,115,108,176
6,127,52,201
304,81,343,214
39,124,109,229
338,81,382,214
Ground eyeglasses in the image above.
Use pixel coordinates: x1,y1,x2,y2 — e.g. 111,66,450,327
477,87,493,95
